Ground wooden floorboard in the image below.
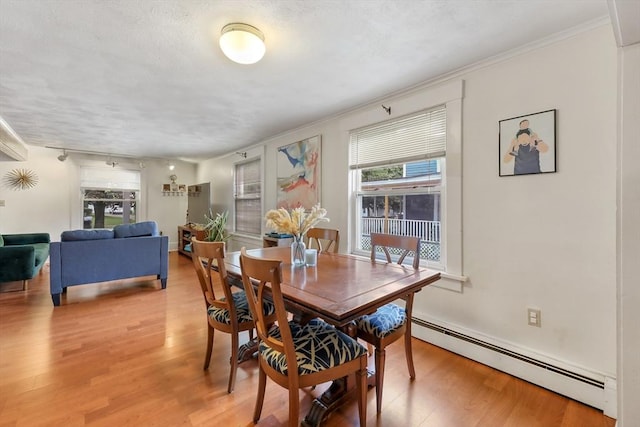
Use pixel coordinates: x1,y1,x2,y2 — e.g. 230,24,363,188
0,252,616,427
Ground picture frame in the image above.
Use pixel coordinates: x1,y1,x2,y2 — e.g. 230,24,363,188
276,135,321,210
499,109,556,177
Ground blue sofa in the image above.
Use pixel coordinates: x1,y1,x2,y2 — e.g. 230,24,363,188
49,221,169,306
0,233,50,289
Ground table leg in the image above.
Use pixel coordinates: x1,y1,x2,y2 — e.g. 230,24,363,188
301,368,375,426
302,377,350,427
237,337,259,362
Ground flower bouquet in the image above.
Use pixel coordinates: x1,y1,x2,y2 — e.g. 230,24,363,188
265,204,329,266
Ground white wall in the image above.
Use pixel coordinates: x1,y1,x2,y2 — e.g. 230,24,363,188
0,145,196,250
198,24,619,410
438,25,617,372
142,158,196,250
617,41,640,427
0,146,72,236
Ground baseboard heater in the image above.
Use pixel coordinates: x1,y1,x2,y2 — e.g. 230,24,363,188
412,317,604,390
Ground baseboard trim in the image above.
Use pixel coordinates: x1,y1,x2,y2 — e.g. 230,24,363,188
411,315,617,418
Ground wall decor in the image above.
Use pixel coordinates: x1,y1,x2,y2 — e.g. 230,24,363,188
3,168,39,190
499,109,556,176
276,135,321,210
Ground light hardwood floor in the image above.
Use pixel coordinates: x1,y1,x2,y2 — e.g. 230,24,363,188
0,252,616,427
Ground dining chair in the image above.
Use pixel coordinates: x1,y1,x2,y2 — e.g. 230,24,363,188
305,227,340,253
239,248,368,427
190,238,275,393
355,232,421,413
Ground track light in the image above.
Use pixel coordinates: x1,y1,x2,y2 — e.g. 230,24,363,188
57,150,68,162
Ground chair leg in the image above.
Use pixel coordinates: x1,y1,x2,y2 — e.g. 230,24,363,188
356,357,368,426
288,388,299,427
253,366,267,423
404,329,416,379
22,280,27,291
228,331,239,393
203,324,214,370
375,346,386,413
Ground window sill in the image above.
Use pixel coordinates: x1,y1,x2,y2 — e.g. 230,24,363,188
440,271,468,283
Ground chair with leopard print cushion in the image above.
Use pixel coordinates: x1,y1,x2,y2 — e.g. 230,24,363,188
355,232,421,413
239,248,368,427
191,239,276,393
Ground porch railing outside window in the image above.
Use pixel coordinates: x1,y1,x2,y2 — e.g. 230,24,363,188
359,218,441,262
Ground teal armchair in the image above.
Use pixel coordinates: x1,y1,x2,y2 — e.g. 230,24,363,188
0,233,50,290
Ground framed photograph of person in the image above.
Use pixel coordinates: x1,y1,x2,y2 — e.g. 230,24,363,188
499,109,556,177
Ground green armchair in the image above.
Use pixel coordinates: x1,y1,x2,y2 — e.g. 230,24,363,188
0,233,50,290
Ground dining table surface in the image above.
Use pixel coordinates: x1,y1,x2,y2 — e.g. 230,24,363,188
224,246,441,327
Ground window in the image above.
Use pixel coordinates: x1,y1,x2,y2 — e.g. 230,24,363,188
234,158,261,235
82,189,138,229
80,167,141,229
350,107,446,268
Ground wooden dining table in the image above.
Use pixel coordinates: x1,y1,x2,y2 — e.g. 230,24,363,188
224,246,441,426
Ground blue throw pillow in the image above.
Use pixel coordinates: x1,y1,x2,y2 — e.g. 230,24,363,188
61,229,115,241
113,221,159,238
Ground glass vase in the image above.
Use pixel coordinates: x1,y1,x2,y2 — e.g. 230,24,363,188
291,236,306,268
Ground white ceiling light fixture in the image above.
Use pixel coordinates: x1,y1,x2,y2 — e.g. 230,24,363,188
219,23,266,65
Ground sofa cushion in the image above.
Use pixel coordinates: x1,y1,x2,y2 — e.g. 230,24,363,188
113,221,159,238
61,229,115,241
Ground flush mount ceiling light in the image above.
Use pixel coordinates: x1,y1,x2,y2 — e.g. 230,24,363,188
219,23,266,65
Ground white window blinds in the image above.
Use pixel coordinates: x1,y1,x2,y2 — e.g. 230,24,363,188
235,159,261,235
80,167,141,190
349,106,446,169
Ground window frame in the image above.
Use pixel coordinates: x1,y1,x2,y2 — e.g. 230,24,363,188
78,165,142,230
81,188,139,229
350,109,447,270
345,80,464,288
233,156,262,236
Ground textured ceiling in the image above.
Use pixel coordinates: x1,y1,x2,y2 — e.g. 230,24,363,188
0,0,610,161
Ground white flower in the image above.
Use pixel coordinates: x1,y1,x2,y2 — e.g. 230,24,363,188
265,204,329,237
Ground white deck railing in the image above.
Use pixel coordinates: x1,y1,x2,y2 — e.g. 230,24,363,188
360,218,440,244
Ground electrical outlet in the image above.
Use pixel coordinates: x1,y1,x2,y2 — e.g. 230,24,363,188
0,199,5,207
527,308,541,327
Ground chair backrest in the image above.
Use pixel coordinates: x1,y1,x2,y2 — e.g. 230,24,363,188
370,233,421,269
191,238,235,311
306,227,340,253
239,248,297,373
